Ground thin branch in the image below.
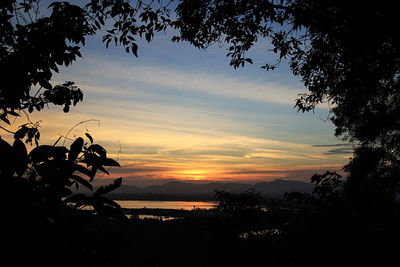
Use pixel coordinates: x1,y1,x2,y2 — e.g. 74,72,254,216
54,134,73,146
62,119,101,146
33,86,43,98
0,125,15,134
22,110,33,124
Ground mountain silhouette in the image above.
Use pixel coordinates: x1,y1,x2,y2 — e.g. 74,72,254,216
108,179,314,199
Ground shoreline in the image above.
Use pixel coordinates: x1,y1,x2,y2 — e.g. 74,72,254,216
122,207,217,220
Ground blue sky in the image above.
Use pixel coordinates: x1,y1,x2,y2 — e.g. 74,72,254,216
14,12,350,186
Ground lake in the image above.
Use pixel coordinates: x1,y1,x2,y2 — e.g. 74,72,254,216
114,200,216,210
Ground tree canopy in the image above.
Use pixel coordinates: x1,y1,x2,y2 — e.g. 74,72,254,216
1,2,400,266
2,0,400,191
0,0,170,124
171,0,400,192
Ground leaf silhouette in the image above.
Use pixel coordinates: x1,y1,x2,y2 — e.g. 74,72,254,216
64,193,89,208
12,139,28,176
92,199,128,222
70,175,93,191
0,138,13,176
97,165,109,175
68,137,84,161
85,133,93,144
73,163,92,177
88,144,106,158
29,145,68,164
14,125,28,140
94,178,122,197
97,196,122,209
101,157,120,167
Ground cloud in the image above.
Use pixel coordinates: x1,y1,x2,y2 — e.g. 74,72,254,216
112,165,346,186
108,164,171,174
324,148,353,155
58,56,305,106
313,143,352,148
25,52,346,187
312,143,353,155
229,167,344,177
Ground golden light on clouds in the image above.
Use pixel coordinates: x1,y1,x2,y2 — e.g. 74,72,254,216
0,56,351,187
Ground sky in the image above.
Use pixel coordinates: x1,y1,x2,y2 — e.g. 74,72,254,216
7,12,351,187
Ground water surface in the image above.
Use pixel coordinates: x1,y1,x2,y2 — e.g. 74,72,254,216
115,200,215,210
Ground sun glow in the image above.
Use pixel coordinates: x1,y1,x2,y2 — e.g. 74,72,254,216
174,169,210,180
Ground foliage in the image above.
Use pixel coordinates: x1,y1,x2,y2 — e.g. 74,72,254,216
0,0,172,126
214,188,263,213
0,1,87,121
3,1,399,186
171,0,400,196
0,130,127,221
2,1,400,265
0,0,174,222
170,4,400,262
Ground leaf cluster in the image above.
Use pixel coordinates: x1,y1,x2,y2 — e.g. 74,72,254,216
0,131,127,221
172,0,290,69
214,188,264,213
170,0,400,197
86,0,172,57
0,1,91,124
0,0,172,126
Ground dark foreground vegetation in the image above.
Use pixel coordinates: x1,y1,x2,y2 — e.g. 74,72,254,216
2,180,400,267
2,0,400,266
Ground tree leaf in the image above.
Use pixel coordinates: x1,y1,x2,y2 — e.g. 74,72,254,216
62,187,73,197
98,165,109,175
90,167,97,182
39,80,52,90
101,158,120,167
1,116,10,125
8,110,19,116
64,193,89,208
68,137,84,161
94,178,122,197
85,133,93,144
131,43,138,57
73,163,92,177
97,196,122,209
12,138,28,176
28,145,68,164
88,144,106,158
0,138,13,176
92,199,128,222
70,175,93,191
14,126,27,139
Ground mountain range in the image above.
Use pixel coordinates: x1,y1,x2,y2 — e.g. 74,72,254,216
107,179,315,200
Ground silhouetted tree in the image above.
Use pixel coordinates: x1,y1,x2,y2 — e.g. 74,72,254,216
171,0,400,199
4,1,399,186
215,189,263,213
171,3,400,262
1,0,172,125
3,2,400,265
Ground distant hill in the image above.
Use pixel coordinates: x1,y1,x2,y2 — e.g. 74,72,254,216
108,180,314,200
253,180,315,196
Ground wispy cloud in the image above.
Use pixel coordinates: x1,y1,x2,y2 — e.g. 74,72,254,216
313,143,353,155
313,144,352,148
57,56,305,106
10,52,346,186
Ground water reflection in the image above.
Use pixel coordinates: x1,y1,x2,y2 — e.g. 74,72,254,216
128,214,177,221
115,200,215,210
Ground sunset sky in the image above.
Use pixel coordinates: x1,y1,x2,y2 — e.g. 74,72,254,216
11,26,351,187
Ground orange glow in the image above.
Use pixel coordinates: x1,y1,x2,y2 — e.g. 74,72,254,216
2,102,349,187
172,169,211,180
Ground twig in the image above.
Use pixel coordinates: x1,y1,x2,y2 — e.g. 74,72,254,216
62,119,100,146
0,125,15,134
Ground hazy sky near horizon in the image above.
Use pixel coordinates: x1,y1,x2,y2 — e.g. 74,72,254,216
11,22,351,187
